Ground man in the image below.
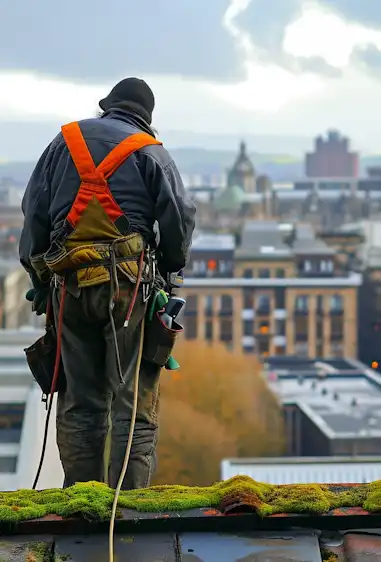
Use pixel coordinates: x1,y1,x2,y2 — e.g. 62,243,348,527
19,77,196,489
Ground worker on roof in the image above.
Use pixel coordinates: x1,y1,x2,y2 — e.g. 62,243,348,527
19,77,196,489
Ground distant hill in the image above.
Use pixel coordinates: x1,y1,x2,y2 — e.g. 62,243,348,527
1,152,381,186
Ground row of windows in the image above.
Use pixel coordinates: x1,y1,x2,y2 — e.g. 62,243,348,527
189,261,335,279
184,317,344,347
185,294,344,312
243,268,285,279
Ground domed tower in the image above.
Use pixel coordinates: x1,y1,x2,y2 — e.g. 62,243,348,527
227,141,256,193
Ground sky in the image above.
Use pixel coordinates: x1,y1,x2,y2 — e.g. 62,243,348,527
1,0,381,159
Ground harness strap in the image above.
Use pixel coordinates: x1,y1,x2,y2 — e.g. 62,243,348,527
61,121,162,184
61,122,102,184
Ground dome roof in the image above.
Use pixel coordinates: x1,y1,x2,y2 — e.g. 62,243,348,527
214,185,246,212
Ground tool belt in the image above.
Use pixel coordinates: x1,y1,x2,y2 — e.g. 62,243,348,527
40,232,152,289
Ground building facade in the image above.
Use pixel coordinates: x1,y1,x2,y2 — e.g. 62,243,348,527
0,328,63,491
305,130,359,178
182,223,360,359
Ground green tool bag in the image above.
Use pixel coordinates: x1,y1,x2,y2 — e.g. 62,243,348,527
143,289,183,369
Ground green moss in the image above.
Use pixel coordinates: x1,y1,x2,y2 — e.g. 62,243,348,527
321,549,339,562
0,476,380,524
27,541,51,561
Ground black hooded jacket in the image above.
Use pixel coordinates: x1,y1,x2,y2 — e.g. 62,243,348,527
19,110,196,282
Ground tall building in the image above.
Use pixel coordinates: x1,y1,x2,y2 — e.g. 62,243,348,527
0,328,63,491
305,130,359,178
181,222,360,359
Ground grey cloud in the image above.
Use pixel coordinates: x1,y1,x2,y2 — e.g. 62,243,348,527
0,0,242,83
351,45,381,74
236,0,381,79
235,0,341,77
293,57,343,78
318,0,381,28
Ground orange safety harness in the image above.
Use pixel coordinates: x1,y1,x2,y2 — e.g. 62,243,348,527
32,122,162,490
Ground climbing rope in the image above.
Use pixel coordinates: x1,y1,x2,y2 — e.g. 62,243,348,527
32,283,67,490
108,315,145,562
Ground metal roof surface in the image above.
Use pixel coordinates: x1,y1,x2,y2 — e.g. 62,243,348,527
2,512,381,561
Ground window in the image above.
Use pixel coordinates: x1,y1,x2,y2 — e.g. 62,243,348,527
295,295,309,311
184,316,197,339
258,338,270,355
243,289,254,309
320,260,334,273
275,288,285,309
294,342,309,357
256,294,270,312
275,319,286,336
193,261,207,275
295,316,308,341
220,295,233,315
243,320,254,336
331,342,344,358
330,294,343,312
259,268,270,278
0,403,25,444
331,316,344,340
243,268,253,278
275,268,285,278
0,457,17,473
185,295,198,313
316,295,324,314
204,295,213,316
258,322,270,334
220,318,233,342
205,320,213,341
304,260,312,272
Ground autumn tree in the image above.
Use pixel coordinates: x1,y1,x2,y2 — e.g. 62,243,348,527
153,340,285,486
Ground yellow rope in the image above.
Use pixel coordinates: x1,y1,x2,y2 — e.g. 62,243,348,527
108,316,145,562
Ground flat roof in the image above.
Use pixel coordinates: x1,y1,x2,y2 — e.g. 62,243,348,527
265,357,381,439
221,456,381,484
183,272,362,288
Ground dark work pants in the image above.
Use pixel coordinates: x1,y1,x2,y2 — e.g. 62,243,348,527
52,281,161,490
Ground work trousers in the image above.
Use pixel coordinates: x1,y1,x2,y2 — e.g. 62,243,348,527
51,280,161,490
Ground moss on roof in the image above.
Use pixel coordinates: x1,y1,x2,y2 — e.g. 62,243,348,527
0,476,380,524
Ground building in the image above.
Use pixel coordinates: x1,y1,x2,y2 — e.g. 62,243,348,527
191,139,379,232
0,328,63,490
3,267,43,329
221,456,381,484
182,222,360,358
263,356,381,457
305,130,359,178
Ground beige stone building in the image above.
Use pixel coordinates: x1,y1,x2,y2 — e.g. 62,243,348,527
181,222,360,359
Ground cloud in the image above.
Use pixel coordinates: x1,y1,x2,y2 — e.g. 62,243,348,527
235,0,381,78
351,44,381,76
318,0,381,28
0,0,241,82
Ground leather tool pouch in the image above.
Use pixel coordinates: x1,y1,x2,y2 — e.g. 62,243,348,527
24,298,66,401
143,311,183,367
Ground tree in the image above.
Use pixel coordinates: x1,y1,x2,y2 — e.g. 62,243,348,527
153,341,285,486
154,398,238,486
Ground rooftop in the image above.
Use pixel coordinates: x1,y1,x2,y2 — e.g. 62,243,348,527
183,272,362,287
264,356,381,439
2,479,381,561
191,232,235,251
221,456,381,484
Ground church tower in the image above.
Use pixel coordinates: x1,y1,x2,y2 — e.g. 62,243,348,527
227,141,256,193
